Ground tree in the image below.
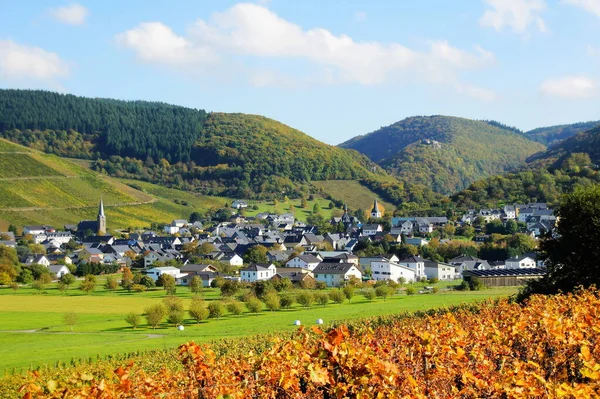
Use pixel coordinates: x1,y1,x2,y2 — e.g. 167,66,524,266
220,280,240,297
189,297,209,323
144,304,166,329
343,285,354,301
246,297,263,314
243,245,268,264
329,289,345,304
375,285,392,301
31,279,47,293
104,276,118,291
519,185,600,301
263,293,281,311
226,300,245,317
208,301,225,319
189,276,203,295
280,295,295,309
315,292,329,306
301,198,308,208
124,313,142,329
121,267,134,290
296,291,314,308
60,273,76,288
139,275,156,289
63,312,78,332
159,274,176,295
79,275,96,294
362,288,376,301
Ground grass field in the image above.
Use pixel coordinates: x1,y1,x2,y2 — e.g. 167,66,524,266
312,180,396,212
0,278,517,373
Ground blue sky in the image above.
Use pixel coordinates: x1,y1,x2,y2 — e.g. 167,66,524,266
0,1,599,144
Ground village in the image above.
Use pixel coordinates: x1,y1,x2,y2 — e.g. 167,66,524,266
1,198,553,291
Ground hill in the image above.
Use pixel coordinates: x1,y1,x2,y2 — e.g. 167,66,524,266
526,120,600,145
452,126,600,208
0,90,382,199
0,139,229,231
339,116,545,194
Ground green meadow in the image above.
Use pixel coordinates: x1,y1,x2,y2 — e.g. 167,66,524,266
0,278,517,373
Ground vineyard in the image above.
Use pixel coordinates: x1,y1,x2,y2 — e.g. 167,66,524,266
20,288,600,398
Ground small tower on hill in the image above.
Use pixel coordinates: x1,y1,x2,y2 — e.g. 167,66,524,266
370,199,382,219
97,198,106,235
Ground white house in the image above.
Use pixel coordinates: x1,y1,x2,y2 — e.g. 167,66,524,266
220,253,244,267
397,255,427,280
164,220,188,234
503,205,516,220
313,262,362,287
370,261,416,283
505,256,537,269
359,255,400,271
424,261,456,281
362,224,383,236
26,255,50,267
400,221,414,235
240,263,276,282
405,237,428,247
48,265,70,279
23,225,51,235
231,200,249,209
286,254,322,271
145,266,186,282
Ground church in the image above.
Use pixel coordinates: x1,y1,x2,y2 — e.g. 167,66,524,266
77,199,107,236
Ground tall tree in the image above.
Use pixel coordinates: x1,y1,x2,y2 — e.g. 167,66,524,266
519,185,600,301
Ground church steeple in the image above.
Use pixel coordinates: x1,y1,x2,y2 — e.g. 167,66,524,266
97,198,106,235
370,198,382,219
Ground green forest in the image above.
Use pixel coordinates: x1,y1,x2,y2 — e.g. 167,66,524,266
339,115,545,194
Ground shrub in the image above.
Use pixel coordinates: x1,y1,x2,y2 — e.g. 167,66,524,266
405,286,416,296
375,285,392,301
329,289,345,304
362,288,376,301
246,297,263,314
468,277,485,291
144,304,166,329
188,297,209,323
343,285,355,301
280,295,295,309
124,313,142,329
263,293,281,311
208,301,225,319
226,300,245,317
131,284,147,292
296,291,314,308
315,292,330,306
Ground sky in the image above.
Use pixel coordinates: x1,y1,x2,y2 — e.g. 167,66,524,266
0,0,599,145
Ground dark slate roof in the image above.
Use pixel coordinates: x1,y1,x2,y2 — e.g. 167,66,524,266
463,268,546,277
313,262,359,274
398,255,426,263
242,263,274,272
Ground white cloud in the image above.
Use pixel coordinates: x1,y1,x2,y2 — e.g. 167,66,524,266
116,3,495,99
480,0,548,34
355,11,367,22
540,76,598,98
563,0,600,17
49,3,89,26
0,40,69,80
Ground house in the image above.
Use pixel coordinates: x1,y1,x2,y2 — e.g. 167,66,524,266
272,267,315,285
231,200,249,210
405,237,428,247
397,255,427,280
330,253,359,266
145,266,186,282
23,225,52,235
164,220,188,234
25,255,50,266
448,256,490,275
362,224,383,236
359,255,400,271
220,253,244,267
399,221,414,235
240,263,276,282
423,260,456,281
417,221,433,234
177,264,219,287
370,261,416,283
503,205,516,220
286,254,322,271
48,265,70,279
505,256,537,269
313,262,362,287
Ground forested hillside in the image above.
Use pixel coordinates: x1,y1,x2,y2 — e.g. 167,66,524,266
0,90,383,198
452,126,600,208
339,116,545,194
526,121,600,145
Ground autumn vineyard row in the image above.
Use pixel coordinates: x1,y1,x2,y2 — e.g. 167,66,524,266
20,289,600,398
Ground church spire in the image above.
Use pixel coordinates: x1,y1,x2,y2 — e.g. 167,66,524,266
370,198,382,219
97,198,106,235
